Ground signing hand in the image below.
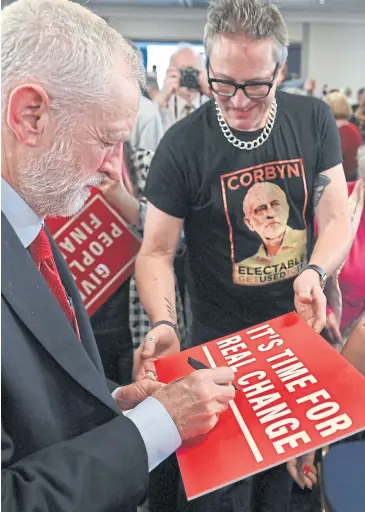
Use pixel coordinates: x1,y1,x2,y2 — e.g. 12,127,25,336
113,379,164,412
133,324,180,381
287,451,317,490
294,269,326,332
153,367,235,440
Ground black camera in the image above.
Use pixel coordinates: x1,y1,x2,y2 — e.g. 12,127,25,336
179,67,200,90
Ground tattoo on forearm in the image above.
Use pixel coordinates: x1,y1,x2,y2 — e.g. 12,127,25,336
164,297,176,322
313,174,331,208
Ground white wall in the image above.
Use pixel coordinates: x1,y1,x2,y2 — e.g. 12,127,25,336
307,23,365,94
99,5,365,93
105,6,303,42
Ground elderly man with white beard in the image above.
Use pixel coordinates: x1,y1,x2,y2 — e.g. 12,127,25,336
1,1,236,511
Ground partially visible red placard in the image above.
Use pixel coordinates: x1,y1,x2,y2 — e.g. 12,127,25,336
46,191,141,317
155,312,365,501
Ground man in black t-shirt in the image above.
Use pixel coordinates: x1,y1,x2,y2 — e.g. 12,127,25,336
134,0,351,511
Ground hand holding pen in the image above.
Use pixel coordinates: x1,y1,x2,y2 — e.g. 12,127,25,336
188,357,238,391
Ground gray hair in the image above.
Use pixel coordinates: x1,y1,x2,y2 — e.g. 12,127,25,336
1,0,145,121
358,145,365,180
169,43,205,70
204,0,289,64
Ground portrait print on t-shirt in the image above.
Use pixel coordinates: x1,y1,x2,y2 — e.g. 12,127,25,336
221,159,308,287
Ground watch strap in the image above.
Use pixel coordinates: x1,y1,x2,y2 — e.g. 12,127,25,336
152,320,180,340
304,264,327,288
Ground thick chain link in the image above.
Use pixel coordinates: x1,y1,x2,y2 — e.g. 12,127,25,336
215,98,277,150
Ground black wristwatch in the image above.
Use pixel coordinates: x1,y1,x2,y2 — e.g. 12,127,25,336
152,320,180,340
301,264,327,289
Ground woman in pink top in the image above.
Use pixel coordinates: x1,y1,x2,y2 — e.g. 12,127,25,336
325,146,365,345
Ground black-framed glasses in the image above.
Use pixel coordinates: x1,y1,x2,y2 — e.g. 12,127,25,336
207,59,280,99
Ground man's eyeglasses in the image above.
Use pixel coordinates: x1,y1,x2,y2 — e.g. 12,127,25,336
207,60,280,99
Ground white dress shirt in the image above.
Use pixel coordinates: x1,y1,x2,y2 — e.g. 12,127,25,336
1,177,181,472
158,93,209,132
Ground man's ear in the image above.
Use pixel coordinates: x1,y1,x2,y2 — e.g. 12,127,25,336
7,84,50,147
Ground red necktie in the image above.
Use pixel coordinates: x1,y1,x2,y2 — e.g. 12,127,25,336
29,227,80,339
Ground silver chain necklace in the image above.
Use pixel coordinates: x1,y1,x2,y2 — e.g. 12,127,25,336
215,98,277,151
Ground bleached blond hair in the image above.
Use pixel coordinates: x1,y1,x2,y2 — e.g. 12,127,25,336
204,0,289,63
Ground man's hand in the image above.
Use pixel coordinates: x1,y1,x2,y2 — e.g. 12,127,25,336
133,324,180,381
287,451,317,490
152,367,235,440
158,67,181,108
113,379,164,412
294,269,326,332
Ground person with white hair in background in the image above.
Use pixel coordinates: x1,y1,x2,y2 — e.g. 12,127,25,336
156,44,212,131
128,41,164,151
135,0,352,510
1,1,236,511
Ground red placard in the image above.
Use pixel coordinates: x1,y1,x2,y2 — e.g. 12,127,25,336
155,312,365,501
46,192,141,317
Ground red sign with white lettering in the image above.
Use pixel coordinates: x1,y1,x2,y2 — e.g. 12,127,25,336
155,312,365,501
46,192,141,317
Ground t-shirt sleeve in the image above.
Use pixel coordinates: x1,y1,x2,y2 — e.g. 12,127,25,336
144,134,190,219
316,101,343,174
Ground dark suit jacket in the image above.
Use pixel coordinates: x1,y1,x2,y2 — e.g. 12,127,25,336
1,214,149,511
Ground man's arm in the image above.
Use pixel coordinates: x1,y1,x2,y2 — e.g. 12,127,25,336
310,163,352,275
135,202,183,325
134,203,183,379
293,164,352,332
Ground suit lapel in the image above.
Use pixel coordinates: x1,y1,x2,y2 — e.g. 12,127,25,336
47,228,106,375
1,214,120,414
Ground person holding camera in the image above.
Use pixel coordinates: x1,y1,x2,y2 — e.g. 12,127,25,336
157,45,212,131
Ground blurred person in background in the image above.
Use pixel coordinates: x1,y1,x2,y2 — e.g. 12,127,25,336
146,73,160,101
304,77,317,97
325,146,365,347
352,86,365,113
135,0,352,510
343,86,355,106
151,64,158,80
130,93,164,151
128,42,164,151
156,44,212,131
354,92,365,143
325,91,363,181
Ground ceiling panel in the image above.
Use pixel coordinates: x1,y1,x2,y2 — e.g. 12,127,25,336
79,0,365,13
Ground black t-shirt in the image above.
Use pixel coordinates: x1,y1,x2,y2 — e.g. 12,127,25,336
145,91,342,337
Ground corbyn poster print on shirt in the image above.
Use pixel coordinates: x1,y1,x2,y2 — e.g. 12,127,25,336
221,159,309,287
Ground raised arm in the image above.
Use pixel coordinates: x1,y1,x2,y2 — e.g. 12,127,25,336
311,164,352,274
133,203,183,380
294,164,352,332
